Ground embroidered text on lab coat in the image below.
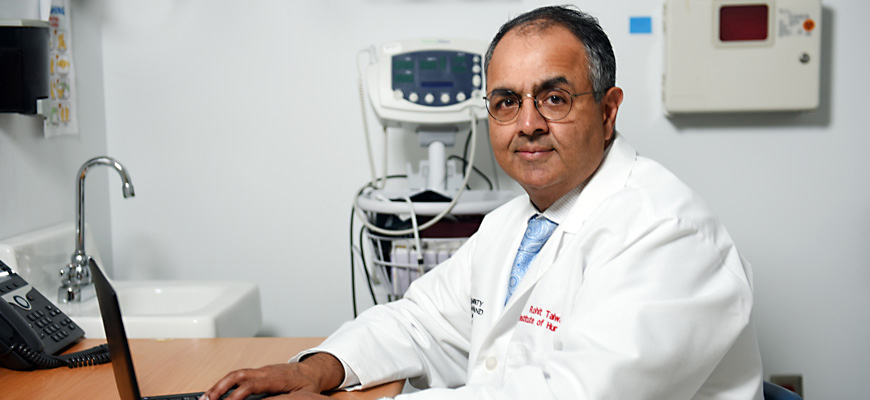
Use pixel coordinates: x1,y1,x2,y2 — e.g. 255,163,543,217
471,298,485,317
519,305,562,332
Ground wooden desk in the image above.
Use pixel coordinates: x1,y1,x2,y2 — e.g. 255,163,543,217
0,338,403,399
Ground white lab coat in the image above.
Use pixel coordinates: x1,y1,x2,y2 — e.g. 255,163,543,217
304,134,763,399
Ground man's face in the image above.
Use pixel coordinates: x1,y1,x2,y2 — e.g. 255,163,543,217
486,26,623,209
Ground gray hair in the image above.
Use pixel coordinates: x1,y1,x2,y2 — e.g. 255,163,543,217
484,5,616,102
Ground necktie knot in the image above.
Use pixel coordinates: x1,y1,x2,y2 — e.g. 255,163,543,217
518,216,559,254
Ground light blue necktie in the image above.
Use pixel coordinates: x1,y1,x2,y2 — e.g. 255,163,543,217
505,215,558,304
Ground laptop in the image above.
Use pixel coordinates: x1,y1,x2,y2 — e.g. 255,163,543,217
89,258,268,400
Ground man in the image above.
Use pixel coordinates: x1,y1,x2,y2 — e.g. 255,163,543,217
203,5,763,400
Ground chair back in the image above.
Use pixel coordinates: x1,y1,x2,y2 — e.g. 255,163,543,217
763,381,802,400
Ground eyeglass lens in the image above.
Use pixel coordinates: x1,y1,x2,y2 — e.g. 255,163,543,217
485,88,574,122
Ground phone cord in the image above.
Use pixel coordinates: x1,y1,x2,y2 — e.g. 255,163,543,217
11,343,111,369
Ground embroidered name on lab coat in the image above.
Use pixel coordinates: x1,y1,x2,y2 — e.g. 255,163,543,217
471,298,485,317
518,305,562,332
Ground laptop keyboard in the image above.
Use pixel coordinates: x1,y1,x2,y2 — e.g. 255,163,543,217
142,392,204,400
142,393,202,400
142,390,271,400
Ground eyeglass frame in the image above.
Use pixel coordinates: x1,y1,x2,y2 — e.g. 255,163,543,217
482,87,603,122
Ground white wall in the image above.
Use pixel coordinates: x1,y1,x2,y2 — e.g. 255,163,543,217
0,0,114,272
90,1,868,398
99,0,520,333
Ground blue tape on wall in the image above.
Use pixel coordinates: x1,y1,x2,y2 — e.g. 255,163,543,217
630,16,652,34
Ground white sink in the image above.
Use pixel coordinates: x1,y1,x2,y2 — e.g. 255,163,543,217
0,223,262,339
61,280,262,339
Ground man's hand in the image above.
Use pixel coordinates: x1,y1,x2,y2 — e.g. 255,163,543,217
200,352,345,400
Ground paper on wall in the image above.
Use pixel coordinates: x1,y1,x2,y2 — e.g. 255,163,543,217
44,0,78,137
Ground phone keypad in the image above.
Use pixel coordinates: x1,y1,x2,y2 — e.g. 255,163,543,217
23,302,82,345
2,271,85,354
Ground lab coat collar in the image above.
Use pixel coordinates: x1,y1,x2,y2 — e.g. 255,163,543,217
558,132,637,234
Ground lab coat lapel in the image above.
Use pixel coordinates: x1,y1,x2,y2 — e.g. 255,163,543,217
475,134,638,354
475,198,535,329
500,133,637,313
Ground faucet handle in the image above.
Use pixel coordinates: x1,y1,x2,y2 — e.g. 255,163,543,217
58,261,92,303
60,260,92,285
59,262,74,285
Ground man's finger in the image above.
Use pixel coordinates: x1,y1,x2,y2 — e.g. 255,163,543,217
201,368,255,400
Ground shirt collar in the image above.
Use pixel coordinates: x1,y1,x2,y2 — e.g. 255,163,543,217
538,184,583,225
528,139,614,225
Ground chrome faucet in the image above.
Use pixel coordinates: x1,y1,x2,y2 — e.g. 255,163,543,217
58,156,135,303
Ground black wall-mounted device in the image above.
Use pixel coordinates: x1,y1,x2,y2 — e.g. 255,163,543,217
0,19,50,115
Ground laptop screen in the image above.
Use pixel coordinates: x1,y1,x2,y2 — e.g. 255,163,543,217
90,258,142,400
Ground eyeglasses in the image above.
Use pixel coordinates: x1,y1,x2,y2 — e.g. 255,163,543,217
483,87,598,122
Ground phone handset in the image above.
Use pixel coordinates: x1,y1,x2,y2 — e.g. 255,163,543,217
0,296,45,351
0,259,110,370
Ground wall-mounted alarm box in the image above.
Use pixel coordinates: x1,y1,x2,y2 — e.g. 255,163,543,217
663,0,822,113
